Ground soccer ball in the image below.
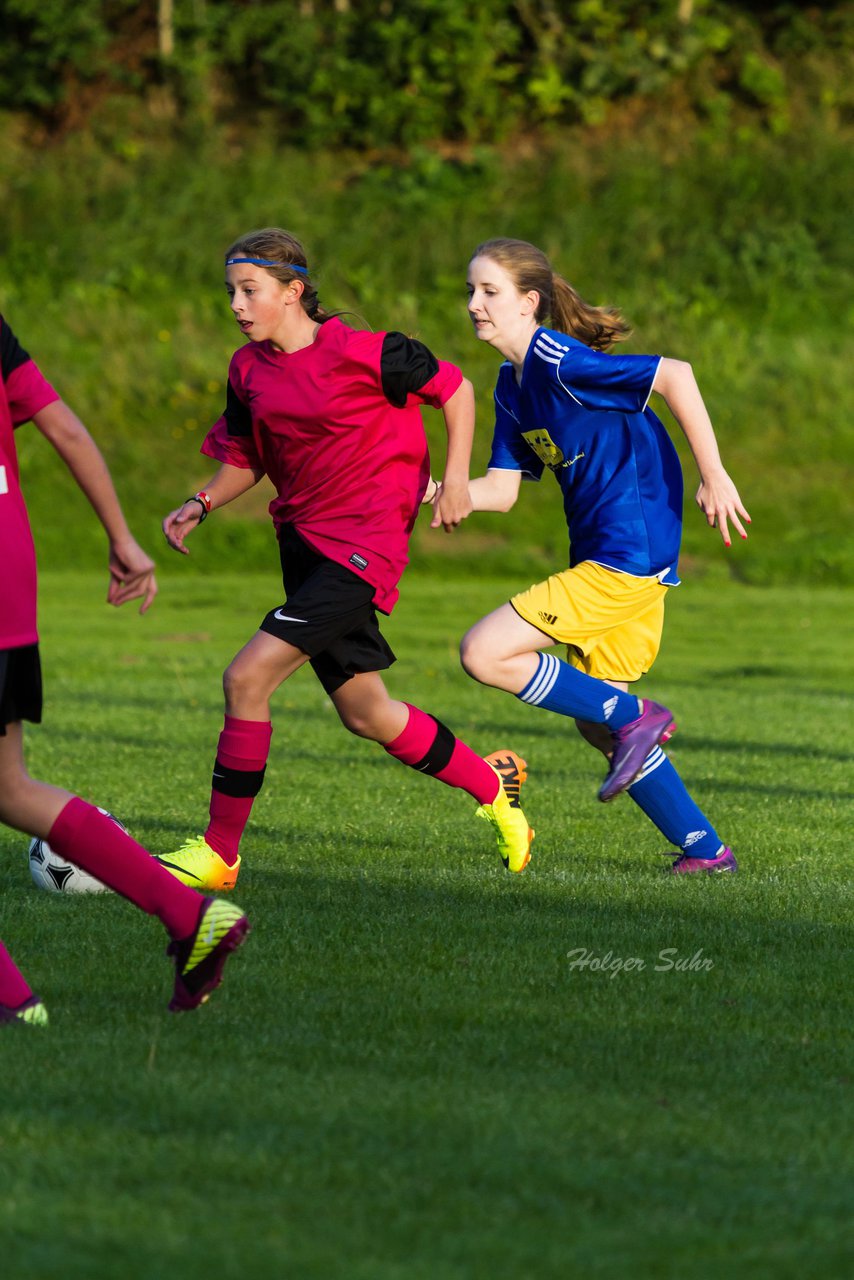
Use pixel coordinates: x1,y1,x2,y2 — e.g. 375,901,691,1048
28,808,127,894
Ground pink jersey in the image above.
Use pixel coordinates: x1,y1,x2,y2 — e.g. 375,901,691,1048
202,317,463,613
0,317,61,648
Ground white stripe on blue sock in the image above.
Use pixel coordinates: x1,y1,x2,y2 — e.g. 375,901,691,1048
519,652,560,705
630,746,666,786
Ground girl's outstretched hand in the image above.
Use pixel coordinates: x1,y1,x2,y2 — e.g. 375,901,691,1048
162,501,203,555
107,537,158,613
695,470,751,547
430,478,473,532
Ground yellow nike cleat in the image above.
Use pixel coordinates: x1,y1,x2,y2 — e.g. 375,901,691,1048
168,897,250,1012
0,995,49,1027
477,750,534,873
155,836,241,891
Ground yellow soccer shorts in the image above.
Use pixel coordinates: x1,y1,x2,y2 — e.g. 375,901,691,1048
510,560,668,683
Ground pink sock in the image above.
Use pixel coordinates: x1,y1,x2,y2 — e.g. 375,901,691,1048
0,941,34,1009
383,704,500,805
205,715,273,862
48,798,202,940
434,739,501,803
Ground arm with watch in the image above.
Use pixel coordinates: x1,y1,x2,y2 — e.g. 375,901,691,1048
162,461,265,555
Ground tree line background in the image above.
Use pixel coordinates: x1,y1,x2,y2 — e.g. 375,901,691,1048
1,1,850,145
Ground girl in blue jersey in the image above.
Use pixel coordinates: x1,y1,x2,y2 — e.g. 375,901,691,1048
458,238,750,874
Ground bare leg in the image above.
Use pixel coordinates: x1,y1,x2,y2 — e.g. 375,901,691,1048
330,671,513,813
0,722,72,838
460,603,554,693
187,629,308,871
0,721,202,940
222,629,311,720
329,670,409,743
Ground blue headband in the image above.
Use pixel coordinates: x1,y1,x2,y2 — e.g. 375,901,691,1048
226,256,308,275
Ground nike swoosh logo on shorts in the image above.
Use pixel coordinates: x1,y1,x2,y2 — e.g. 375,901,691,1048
273,609,307,623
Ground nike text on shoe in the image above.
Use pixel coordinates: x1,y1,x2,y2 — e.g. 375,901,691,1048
598,700,676,803
167,897,250,1012
670,846,738,875
477,750,534,873
155,836,241,891
0,995,49,1027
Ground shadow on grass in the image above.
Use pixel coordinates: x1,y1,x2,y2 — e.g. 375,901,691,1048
470,711,854,764
672,735,854,763
697,778,854,801
172,863,852,1094
650,668,854,696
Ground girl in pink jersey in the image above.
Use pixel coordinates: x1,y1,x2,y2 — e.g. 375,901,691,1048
0,316,248,1027
159,227,533,890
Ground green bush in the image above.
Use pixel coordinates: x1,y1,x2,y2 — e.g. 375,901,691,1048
1,2,852,144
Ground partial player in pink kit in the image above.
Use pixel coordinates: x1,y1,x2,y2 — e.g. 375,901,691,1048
159,227,534,890
0,316,249,1027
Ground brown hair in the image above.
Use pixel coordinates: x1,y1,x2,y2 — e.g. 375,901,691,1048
225,228,336,322
471,237,631,351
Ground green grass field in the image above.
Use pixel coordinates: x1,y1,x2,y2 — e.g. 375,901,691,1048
1,568,851,1278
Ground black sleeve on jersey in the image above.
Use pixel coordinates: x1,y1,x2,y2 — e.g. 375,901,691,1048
0,316,33,382
224,376,253,437
380,332,440,408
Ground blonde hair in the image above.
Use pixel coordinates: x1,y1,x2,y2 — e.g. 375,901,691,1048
225,228,335,322
471,237,631,351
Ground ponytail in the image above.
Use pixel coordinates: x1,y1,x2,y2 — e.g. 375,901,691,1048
471,236,631,351
550,275,631,351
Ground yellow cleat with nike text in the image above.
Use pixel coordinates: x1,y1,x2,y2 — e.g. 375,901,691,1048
477,750,534,873
155,836,241,891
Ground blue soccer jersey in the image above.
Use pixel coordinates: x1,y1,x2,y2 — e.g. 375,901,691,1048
488,327,683,584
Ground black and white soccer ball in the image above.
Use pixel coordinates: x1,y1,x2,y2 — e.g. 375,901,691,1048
28,808,126,894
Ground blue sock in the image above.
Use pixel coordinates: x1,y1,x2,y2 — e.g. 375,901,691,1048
518,652,640,728
628,747,723,857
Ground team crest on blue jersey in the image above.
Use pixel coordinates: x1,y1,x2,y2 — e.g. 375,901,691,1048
523,428,564,468
522,428,585,472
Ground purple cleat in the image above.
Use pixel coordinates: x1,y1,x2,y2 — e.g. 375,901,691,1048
598,699,676,803
670,846,738,875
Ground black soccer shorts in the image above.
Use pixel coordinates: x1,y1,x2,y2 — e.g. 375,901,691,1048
259,525,396,695
0,644,43,734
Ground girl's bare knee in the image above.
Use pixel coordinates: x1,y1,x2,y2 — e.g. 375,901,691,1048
343,715,373,740
0,773,34,828
222,659,258,706
460,631,492,683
